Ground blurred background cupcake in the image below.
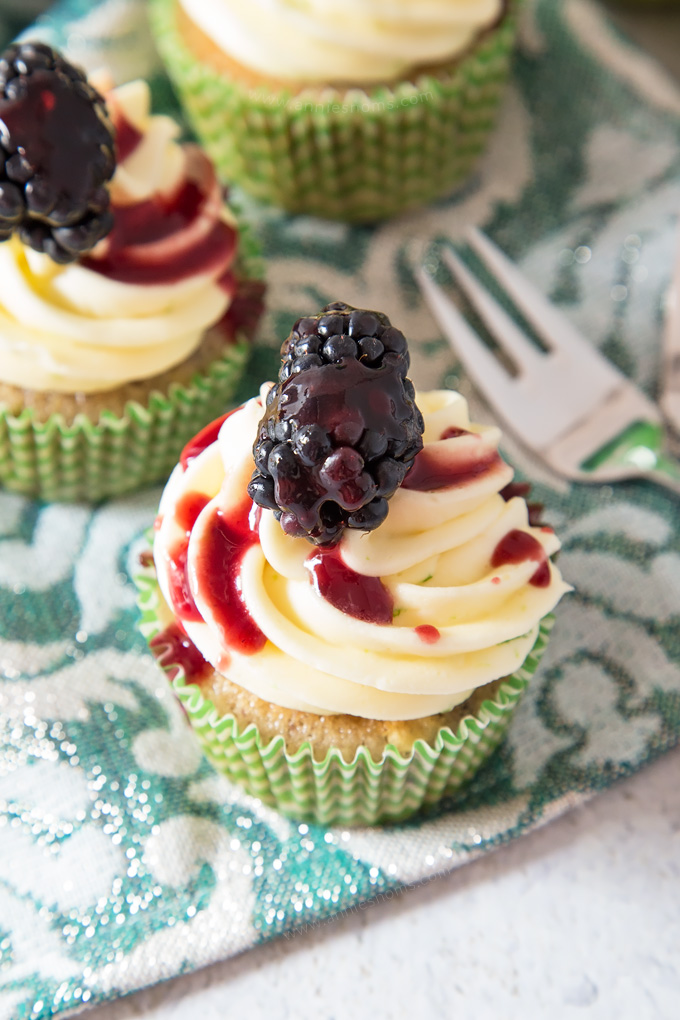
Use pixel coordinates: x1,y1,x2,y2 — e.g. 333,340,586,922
0,43,264,503
150,0,521,221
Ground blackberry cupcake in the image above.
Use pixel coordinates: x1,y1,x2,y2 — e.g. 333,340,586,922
137,303,569,825
150,0,519,221
0,42,263,502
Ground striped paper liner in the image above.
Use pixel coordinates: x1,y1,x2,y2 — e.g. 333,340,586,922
135,552,554,826
0,347,248,503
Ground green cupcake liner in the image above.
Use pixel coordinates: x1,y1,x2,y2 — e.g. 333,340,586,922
135,551,554,826
0,347,248,503
0,210,264,504
150,0,520,221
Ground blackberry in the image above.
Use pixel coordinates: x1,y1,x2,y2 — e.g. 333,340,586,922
0,42,115,263
248,302,424,545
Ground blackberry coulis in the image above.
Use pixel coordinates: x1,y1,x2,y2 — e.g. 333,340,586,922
0,42,115,263
248,302,425,545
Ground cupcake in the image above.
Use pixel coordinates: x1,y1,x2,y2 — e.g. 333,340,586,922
150,0,519,221
136,302,570,825
0,42,264,503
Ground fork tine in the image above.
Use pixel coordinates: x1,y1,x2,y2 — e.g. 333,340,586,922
660,227,680,432
441,247,544,375
465,228,625,381
415,264,519,411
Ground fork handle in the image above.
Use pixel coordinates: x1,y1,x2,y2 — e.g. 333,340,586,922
645,454,680,495
581,419,680,495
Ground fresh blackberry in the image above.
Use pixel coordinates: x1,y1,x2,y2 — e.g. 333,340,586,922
0,42,115,263
248,303,424,545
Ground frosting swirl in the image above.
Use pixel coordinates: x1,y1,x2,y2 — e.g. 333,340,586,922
153,388,570,721
0,80,238,394
179,0,503,84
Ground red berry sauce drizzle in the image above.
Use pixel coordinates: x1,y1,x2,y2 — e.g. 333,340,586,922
166,491,210,622
402,427,501,491
179,410,235,471
439,426,471,440
491,529,550,588
415,624,441,644
82,145,237,285
192,500,266,659
112,109,143,162
164,489,265,667
97,104,265,343
403,431,551,588
500,481,546,528
150,622,212,685
305,547,394,625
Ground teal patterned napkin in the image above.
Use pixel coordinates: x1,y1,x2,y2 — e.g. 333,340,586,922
2,1,680,1017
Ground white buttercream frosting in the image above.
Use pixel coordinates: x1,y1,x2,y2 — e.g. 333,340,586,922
0,80,238,394
153,388,570,720
179,0,503,84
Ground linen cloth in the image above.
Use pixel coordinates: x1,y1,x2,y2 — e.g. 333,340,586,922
1,1,680,1017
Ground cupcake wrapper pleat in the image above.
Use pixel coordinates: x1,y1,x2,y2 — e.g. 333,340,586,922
150,0,520,221
0,206,263,503
135,553,554,826
0,345,249,502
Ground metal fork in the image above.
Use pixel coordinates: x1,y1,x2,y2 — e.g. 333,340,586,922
416,228,680,495
660,227,680,436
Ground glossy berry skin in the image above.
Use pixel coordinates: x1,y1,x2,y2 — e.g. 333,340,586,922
0,42,115,263
248,302,424,545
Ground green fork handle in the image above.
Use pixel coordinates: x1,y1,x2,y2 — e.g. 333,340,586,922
583,420,680,495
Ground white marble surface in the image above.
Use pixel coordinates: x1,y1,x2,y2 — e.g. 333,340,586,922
82,10,680,1020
